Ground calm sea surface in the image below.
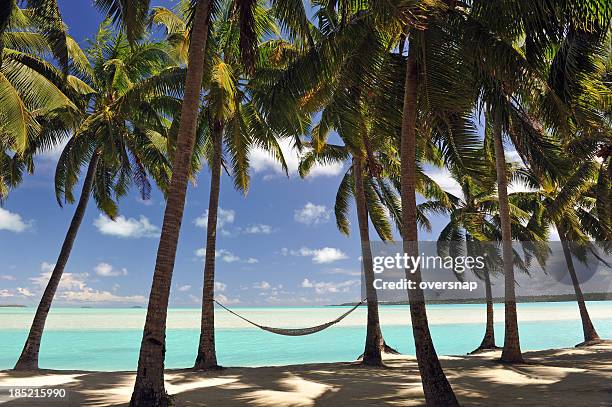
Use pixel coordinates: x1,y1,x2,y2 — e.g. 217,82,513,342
1,301,611,371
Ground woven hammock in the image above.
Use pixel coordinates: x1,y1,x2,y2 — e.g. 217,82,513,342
214,298,366,336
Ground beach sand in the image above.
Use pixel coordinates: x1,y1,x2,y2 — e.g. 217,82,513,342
1,343,611,406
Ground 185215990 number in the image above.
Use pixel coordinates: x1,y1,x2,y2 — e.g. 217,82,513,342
9,388,67,398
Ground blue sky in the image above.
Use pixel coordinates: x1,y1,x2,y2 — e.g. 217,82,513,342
0,1,507,307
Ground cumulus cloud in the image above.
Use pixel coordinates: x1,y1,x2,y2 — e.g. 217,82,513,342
194,208,235,229
16,287,34,297
249,139,344,179
426,168,463,198
29,263,144,304
0,289,13,297
177,285,191,292
294,203,331,225
195,248,257,264
301,278,359,294
283,247,348,264
94,214,160,238
253,281,271,290
215,282,227,292
94,262,128,277
216,294,240,304
242,224,273,234
0,275,16,281
0,208,32,232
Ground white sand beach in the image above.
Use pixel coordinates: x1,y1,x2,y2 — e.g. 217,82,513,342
1,342,611,406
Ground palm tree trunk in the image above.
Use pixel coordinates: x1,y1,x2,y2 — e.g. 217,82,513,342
472,266,497,352
353,157,383,366
130,1,213,405
401,38,459,406
14,151,100,370
194,120,223,370
557,227,600,345
492,116,523,364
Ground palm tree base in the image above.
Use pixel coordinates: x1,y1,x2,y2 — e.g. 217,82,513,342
575,338,607,347
193,363,224,371
469,345,502,355
13,355,38,371
130,389,173,407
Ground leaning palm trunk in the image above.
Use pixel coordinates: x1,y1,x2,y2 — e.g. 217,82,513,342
401,41,459,406
14,152,101,370
557,230,600,346
492,118,523,363
195,120,223,370
353,157,385,366
130,1,213,405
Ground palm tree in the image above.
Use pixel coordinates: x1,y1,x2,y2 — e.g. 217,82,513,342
14,23,175,370
130,0,312,403
0,4,88,199
194,3,292,370
515,159,609,345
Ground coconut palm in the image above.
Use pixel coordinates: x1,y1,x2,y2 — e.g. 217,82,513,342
13,22,176,370
463,0,612,364
0,4,89,199
513,158,610,345
130,0,312,403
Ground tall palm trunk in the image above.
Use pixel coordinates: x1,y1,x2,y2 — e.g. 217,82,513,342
195,120,223,369
557,226,600,345
130,1,213,405
353,157,383,366
492,117,523,363
401,38,459,406
14,151,100,370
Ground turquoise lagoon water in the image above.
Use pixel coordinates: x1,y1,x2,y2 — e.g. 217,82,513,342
1,302,611,371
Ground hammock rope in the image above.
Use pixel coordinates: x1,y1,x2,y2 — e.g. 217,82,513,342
213,298,367,336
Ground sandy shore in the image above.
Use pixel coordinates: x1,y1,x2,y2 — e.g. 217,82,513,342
1,343,611,406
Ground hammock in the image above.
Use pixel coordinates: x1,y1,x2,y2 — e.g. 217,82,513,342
214,298,367,336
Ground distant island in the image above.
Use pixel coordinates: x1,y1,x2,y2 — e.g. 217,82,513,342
0,305,27,308
337,293,612,306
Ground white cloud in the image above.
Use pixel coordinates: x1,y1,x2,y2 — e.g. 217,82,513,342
243,224,273,234
218,249,240,263
16,287,34,297
215,282,227,292
249,139,344,179
39,137,69,161
426,168,463,198
0,289,13,297
59,289,146,303
30,265,144,304
253,281,271,290
31,269,87,291
178,285,192,292
0,275,16,281
301,278,359,294
41,262,55,273
0,208,31,233
194,208,235,229
286,247,348,264
94,214,160,238
294,203,331,225
94,262,127,277
195,248,257,264
216,294,240,305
